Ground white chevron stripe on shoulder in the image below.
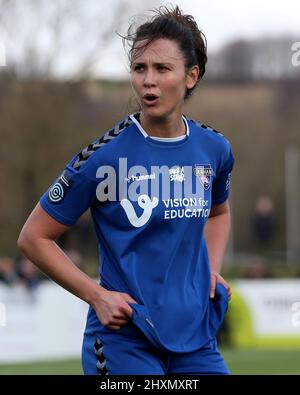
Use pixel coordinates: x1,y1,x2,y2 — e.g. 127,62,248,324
72,117,133,170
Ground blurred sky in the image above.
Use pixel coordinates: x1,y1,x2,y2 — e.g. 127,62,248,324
95,0,300,79
176,0,300,50
1,0,299,79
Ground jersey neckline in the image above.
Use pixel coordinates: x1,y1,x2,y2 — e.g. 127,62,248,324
129,113,191,148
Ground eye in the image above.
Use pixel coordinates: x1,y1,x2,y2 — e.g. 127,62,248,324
133,64,144,72
157,65,169,72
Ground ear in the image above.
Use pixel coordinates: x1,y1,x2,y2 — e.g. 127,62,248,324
186,65,200,90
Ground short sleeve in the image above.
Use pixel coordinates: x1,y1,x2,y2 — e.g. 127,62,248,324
39,155,98,226
211,147,234,205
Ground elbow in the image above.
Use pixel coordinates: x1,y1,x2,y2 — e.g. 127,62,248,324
17,228,34,256
17,230,27,254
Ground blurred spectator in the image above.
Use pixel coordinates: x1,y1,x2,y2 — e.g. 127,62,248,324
245,257,271,279
252,196,276,245
16,255,41,291
0,256,17,285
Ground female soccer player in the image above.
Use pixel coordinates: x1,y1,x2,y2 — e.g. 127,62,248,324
18,6,234,375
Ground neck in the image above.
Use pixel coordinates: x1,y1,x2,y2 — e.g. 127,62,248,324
139,112,186,138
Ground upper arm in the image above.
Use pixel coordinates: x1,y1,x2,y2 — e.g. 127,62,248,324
209,200,230,217
18,203,70,246
211,138,234,206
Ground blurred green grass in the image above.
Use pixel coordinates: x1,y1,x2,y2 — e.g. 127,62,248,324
0,358,82,375
223,349,300,375
0,349,299,375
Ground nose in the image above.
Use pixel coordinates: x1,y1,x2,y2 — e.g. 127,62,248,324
143,69,157,87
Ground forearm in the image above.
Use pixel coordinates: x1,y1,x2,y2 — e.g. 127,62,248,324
18,236,106,307
204,211,231,274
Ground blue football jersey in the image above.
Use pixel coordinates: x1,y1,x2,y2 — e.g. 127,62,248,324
40,114,234,353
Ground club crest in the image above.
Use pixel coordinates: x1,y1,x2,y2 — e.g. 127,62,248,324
194,164,213,190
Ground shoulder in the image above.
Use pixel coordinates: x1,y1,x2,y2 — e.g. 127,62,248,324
188,118,230,143
187,117,232,154
70,116,134,173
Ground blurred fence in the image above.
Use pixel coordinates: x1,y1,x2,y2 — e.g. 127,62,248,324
1,279,300,363
0,281,88,363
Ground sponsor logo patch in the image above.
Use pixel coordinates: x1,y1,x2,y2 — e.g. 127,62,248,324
169,166,185,182
48,170,73,203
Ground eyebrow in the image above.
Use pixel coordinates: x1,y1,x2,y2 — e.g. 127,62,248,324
132,62,173,67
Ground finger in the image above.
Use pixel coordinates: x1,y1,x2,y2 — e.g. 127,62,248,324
107,325,121,331
108,318,131,330
121,293,138,304
222,283,230,292
210,274,217,298
112,311,130,319
219,280,230,291
112,317,129,325
223,284,232,299
119,303,133,318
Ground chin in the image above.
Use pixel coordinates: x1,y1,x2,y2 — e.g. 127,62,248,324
142,106,168,120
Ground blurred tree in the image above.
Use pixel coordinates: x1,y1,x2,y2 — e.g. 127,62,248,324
207,36,300,81
0,0,159,80
221,39,255,82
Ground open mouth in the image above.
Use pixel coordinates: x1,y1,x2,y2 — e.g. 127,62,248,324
143,94,159,105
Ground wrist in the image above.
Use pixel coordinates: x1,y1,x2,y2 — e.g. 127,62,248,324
86,282,107,308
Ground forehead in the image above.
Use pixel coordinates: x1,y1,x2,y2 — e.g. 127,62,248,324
132,38,184,64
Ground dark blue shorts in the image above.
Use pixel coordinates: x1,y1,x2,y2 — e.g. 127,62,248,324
82,321,230,375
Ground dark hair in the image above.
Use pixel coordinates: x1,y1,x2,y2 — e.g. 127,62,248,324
122,5,207,99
